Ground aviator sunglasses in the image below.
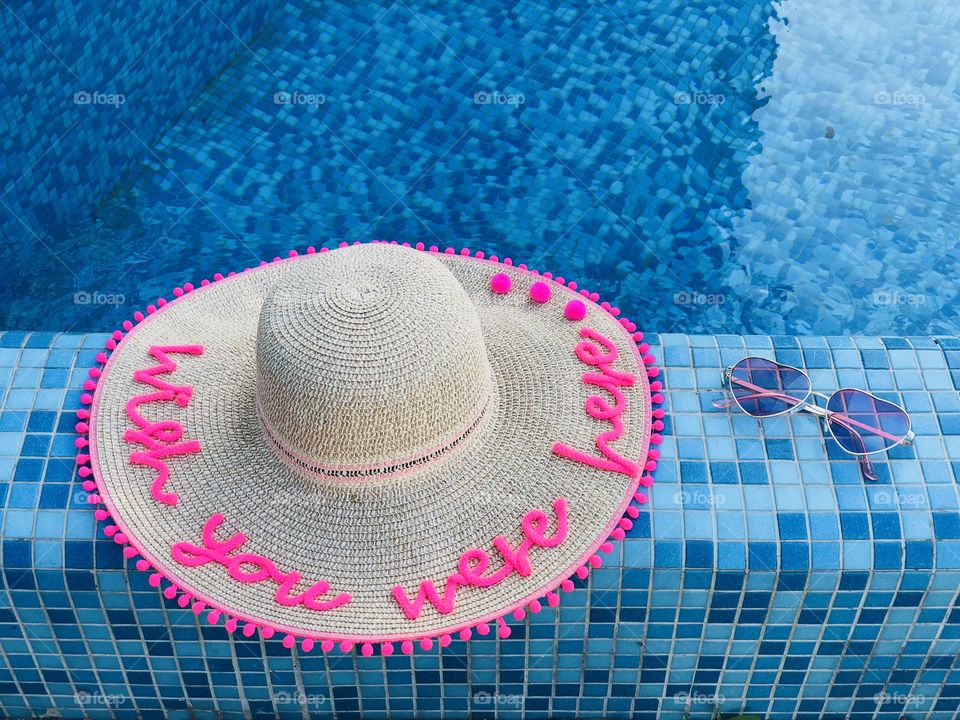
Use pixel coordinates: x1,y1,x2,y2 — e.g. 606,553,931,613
713,357,914,481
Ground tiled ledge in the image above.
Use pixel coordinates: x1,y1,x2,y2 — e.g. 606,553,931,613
1,331,959,720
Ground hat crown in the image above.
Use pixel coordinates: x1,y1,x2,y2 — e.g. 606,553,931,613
255,244,492,476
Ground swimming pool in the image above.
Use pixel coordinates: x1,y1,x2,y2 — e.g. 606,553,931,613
2,0,958,336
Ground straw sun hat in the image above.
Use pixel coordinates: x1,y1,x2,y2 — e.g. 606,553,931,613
76,241,665,655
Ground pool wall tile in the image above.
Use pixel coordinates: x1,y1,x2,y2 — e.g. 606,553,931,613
1,332,958,718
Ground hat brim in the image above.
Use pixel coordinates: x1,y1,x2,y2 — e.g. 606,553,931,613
81,243,663,651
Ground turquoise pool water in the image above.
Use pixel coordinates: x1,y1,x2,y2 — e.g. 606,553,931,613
1,0,959,336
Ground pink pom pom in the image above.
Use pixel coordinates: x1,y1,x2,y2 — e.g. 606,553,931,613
653,408,665,419
419,637,433,651
529,600,542,614
83,380,96,392
321,640,334,652
564,299,586,321
123,547,137,558
136,559,149,572
192,602,205,614
589,554,602,567
652,393,665,404
635,492,649,504
382,642,394,656
547,592,560,607
207,610,221,624
76,453,90,465
529,281,551,304
176,594,191,609
114,533,127,545
94,509,109,521
242,623,257,637
339,641,353,653
460,247,470,256
104,525,117,537
261,626,275,639
415,242,425,251
148,574,161,587
513,608,525,621
80,394,92,406
589,292,600,302
626,505,640,519
459,628,472,641
163,585,177,600
133,311,145,322
612,528,625,540
173,287,184,298
78,465,91,476
307,246,316,254
439,634,451,647
651,433,663,445
497,619,511,639
600,542,614,554
476,623,490,636
560,579,575,592
475,251,484,259
576,566,589,579
288,249,299,258
77,409,91,420
282,635,295,649
490,273,512,294
361,643,373,656
401,640,414,654
302,638,315,652
503,257,513,265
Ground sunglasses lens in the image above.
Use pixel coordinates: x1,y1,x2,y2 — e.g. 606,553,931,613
730,357,811,417
826,389,910,455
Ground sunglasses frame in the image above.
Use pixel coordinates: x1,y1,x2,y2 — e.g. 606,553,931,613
719,357,915,480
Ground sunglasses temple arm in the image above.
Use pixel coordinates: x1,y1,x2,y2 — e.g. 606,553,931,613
712,389,804,411
827,415,879,481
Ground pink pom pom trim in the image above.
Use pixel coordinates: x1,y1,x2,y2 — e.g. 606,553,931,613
490,273,512,295
529,281,551,304
75,240,663,657
564,299,587,321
